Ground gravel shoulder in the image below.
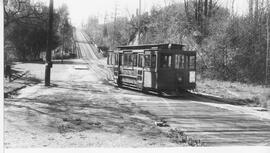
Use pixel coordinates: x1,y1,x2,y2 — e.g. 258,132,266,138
196,78,270,110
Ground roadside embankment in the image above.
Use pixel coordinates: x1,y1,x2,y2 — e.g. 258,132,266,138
4,64,41,98
196,78,270,111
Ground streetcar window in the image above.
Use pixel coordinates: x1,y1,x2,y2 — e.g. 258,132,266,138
119,54,122,65
123,54,128,66
109,53,113,65
131,54,135,66
107,53,110,65
123,53,133,66
175,55,180,69
133,54,137,66
175,54,184,69
115,54,118,65
128,54,133,66
138,54,143,67
145,55,151,67
112,54,115,65
180,55,184,69
168,56,172,68
189,56,196,69
160,54,172,68
151,54,156,68
129,54,132,66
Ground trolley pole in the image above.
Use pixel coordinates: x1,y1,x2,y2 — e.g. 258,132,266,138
45,0,54,86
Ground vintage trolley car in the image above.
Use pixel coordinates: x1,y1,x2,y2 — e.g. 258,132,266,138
107,44,196,93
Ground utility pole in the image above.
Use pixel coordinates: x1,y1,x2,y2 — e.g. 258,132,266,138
45,0,53,86
61,29,64,63
113,2,118,48
138,0,141,44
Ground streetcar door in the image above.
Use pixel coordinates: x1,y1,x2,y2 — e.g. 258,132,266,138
187,54,196,84
136,53,144,89
157,52,174,90
143,51,157,89
175,54,185,85
113,53,119,83
182,52,196,88
116,53,123,84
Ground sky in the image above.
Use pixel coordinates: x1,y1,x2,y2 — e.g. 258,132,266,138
39,0,249,27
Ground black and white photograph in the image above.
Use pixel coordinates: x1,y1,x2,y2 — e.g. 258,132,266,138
2,0,270,152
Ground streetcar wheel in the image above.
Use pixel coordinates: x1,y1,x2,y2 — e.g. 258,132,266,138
157,90,163,96
142,88,147,93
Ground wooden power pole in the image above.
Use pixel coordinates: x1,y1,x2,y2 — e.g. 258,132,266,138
113,3,118,48
45,0,54,86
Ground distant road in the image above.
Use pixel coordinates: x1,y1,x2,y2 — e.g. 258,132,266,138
74,29,110,79
75,30,99,60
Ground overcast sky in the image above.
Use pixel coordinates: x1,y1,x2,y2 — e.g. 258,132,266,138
40,0,249,27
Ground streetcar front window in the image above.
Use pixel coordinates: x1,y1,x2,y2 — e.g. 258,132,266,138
107,53,110,65
145,55,151,67
123,53,134,67
189,56,196,69
115,54,118,65
160,54,172,68
128,54,133,66
119,54,122,66
138,54,143,67
133,54,137,66
180,55,184,69
151,54,156,68
175,54,184,69
112,54,115,65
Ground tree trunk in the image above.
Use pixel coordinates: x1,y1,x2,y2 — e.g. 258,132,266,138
255,0,259,24
195,0,198,22
249,0,254,19
266,0,270,85
209,0,212,17
204,0,208,16
231,0,235,16
184,0,190,21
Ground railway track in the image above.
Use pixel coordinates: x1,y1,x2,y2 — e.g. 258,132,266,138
75,30,113,81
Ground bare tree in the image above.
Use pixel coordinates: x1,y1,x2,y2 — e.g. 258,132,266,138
4,0,47,27
249,0,254,19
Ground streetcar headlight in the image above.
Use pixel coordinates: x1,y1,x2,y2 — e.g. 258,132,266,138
189,71,196,83
177,76,182,82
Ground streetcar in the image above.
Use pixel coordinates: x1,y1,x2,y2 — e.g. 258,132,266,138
107,43,196,93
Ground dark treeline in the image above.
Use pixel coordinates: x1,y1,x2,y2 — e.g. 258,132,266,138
4,0,73,62
84,0,269,85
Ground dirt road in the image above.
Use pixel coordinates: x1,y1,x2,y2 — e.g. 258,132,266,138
4,30,270,147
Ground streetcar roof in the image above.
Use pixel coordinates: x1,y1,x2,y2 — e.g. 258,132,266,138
117,43,184,50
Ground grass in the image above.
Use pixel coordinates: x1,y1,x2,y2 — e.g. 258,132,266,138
196,77,270,109
4,68,41,98
167,128,202,146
